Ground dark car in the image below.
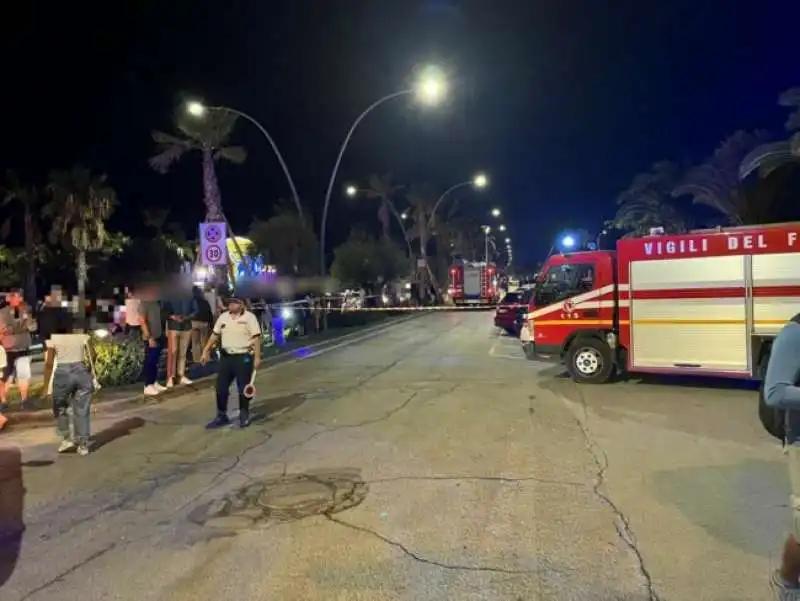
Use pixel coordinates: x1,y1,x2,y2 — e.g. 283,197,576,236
494,290,531,336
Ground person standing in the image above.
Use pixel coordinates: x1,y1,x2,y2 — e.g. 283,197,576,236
38,287,66,398
199,296,261,429
0,290,37,412
138,285,166,396
764,313,800,599
43,312,96,456
124,286,142,337
163,291,195,388
190,286,212,362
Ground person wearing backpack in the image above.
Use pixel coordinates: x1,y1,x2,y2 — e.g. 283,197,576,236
763,313,800,599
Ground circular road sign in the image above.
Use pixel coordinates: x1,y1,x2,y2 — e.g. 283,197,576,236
205,244,223,263
205,224,222,244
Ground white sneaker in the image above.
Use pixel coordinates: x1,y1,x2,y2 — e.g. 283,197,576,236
144,385,160,396
155,383,168,392
165,379,175,388
58,439,76,453
179,376,193,385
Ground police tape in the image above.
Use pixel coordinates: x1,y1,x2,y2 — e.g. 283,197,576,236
323,303,528,312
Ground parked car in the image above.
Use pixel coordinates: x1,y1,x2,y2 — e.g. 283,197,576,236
494,289,532,336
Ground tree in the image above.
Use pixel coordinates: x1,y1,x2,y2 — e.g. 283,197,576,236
248,201,318,275
149,109,246,221
740,87,800,179
1,171,43,304
331,232,407,289
609,161,687,236
0,245,24,289
361,174,405,240
674,130,770,225
43,167,117,319
142,208,195,275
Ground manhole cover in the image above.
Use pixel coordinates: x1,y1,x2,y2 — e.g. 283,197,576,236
190,470,368,530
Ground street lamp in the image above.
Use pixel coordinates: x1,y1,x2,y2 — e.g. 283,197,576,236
184,100,303,221
428,171,489,226
345,185,358,197
499,224,506,232
491,208,501,218
319,67,448,274
505,237,511,244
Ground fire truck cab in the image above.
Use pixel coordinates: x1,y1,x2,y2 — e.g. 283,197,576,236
521,223,800,384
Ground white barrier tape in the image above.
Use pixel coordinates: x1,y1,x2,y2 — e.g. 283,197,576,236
323,304,527,312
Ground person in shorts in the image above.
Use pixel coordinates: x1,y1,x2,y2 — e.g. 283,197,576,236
0,290,37,413
764,314,800,600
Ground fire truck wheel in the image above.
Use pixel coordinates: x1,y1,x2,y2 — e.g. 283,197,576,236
566,338,614,384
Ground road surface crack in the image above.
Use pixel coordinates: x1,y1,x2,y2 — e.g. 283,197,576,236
324,514,536,574
19,543,117,600
570,388,661,601
368,474,587,487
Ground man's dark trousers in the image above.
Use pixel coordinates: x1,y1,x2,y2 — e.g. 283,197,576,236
215,352,254,415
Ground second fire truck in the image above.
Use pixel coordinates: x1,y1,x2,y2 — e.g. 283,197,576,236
521,223,800,384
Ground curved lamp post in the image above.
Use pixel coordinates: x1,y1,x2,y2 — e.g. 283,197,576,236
186,101,303,221
319,68,447,275
427,173,488,228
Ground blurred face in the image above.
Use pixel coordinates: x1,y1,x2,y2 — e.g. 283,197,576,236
228,299,244,314
7,292,21,307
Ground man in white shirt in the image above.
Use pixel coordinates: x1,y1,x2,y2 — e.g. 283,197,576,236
200,296,261,429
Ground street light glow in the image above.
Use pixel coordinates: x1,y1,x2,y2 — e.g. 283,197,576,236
484,225,491,234
473,173,488,188
401,212,408,220
491,208,501,217
505,237,511,244
415,67,447,105
345,185,357,197
499,224,506,232
186,101,206,117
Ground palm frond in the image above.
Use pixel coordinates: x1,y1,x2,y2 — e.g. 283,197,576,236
215,145,247,164
176,109,239,149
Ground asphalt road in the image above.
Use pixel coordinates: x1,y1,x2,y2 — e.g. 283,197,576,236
0,312,786,600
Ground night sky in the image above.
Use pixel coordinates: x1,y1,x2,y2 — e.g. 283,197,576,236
3,0,798,266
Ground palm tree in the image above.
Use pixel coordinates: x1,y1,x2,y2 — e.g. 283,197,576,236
1,171,42,304
674,130,770,225
43,167,117,319
740,87,800,179
0,245,24,289
149,110,246,221
406,184,442,295
361,174,405,239
610,161,687,236
248,200,318,275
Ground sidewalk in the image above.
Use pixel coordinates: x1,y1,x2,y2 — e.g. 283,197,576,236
1,313,412,429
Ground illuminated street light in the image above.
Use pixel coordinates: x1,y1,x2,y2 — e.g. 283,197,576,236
320,65,449,274
186,100,206,117
401,212,408,220
491,208,501,218
473,173,488,188
345,185,358,197
428,172,489,226
484,225,492,234
499,224,506,232
505,237,511,244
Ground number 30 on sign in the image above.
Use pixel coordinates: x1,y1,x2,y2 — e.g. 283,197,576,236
199,222,228,266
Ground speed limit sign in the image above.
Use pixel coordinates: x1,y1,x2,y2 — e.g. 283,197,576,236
205,244,223,263
199,221,228,265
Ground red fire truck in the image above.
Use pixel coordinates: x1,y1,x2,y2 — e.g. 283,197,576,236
520,223,800,384
449,261,498,305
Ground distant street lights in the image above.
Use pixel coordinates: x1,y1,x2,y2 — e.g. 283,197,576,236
319,66,448,275
491,207,501,218
498,224,506,232
428,172,489,226
185,101,303,221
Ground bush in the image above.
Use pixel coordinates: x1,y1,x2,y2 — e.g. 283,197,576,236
90,334,144,387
